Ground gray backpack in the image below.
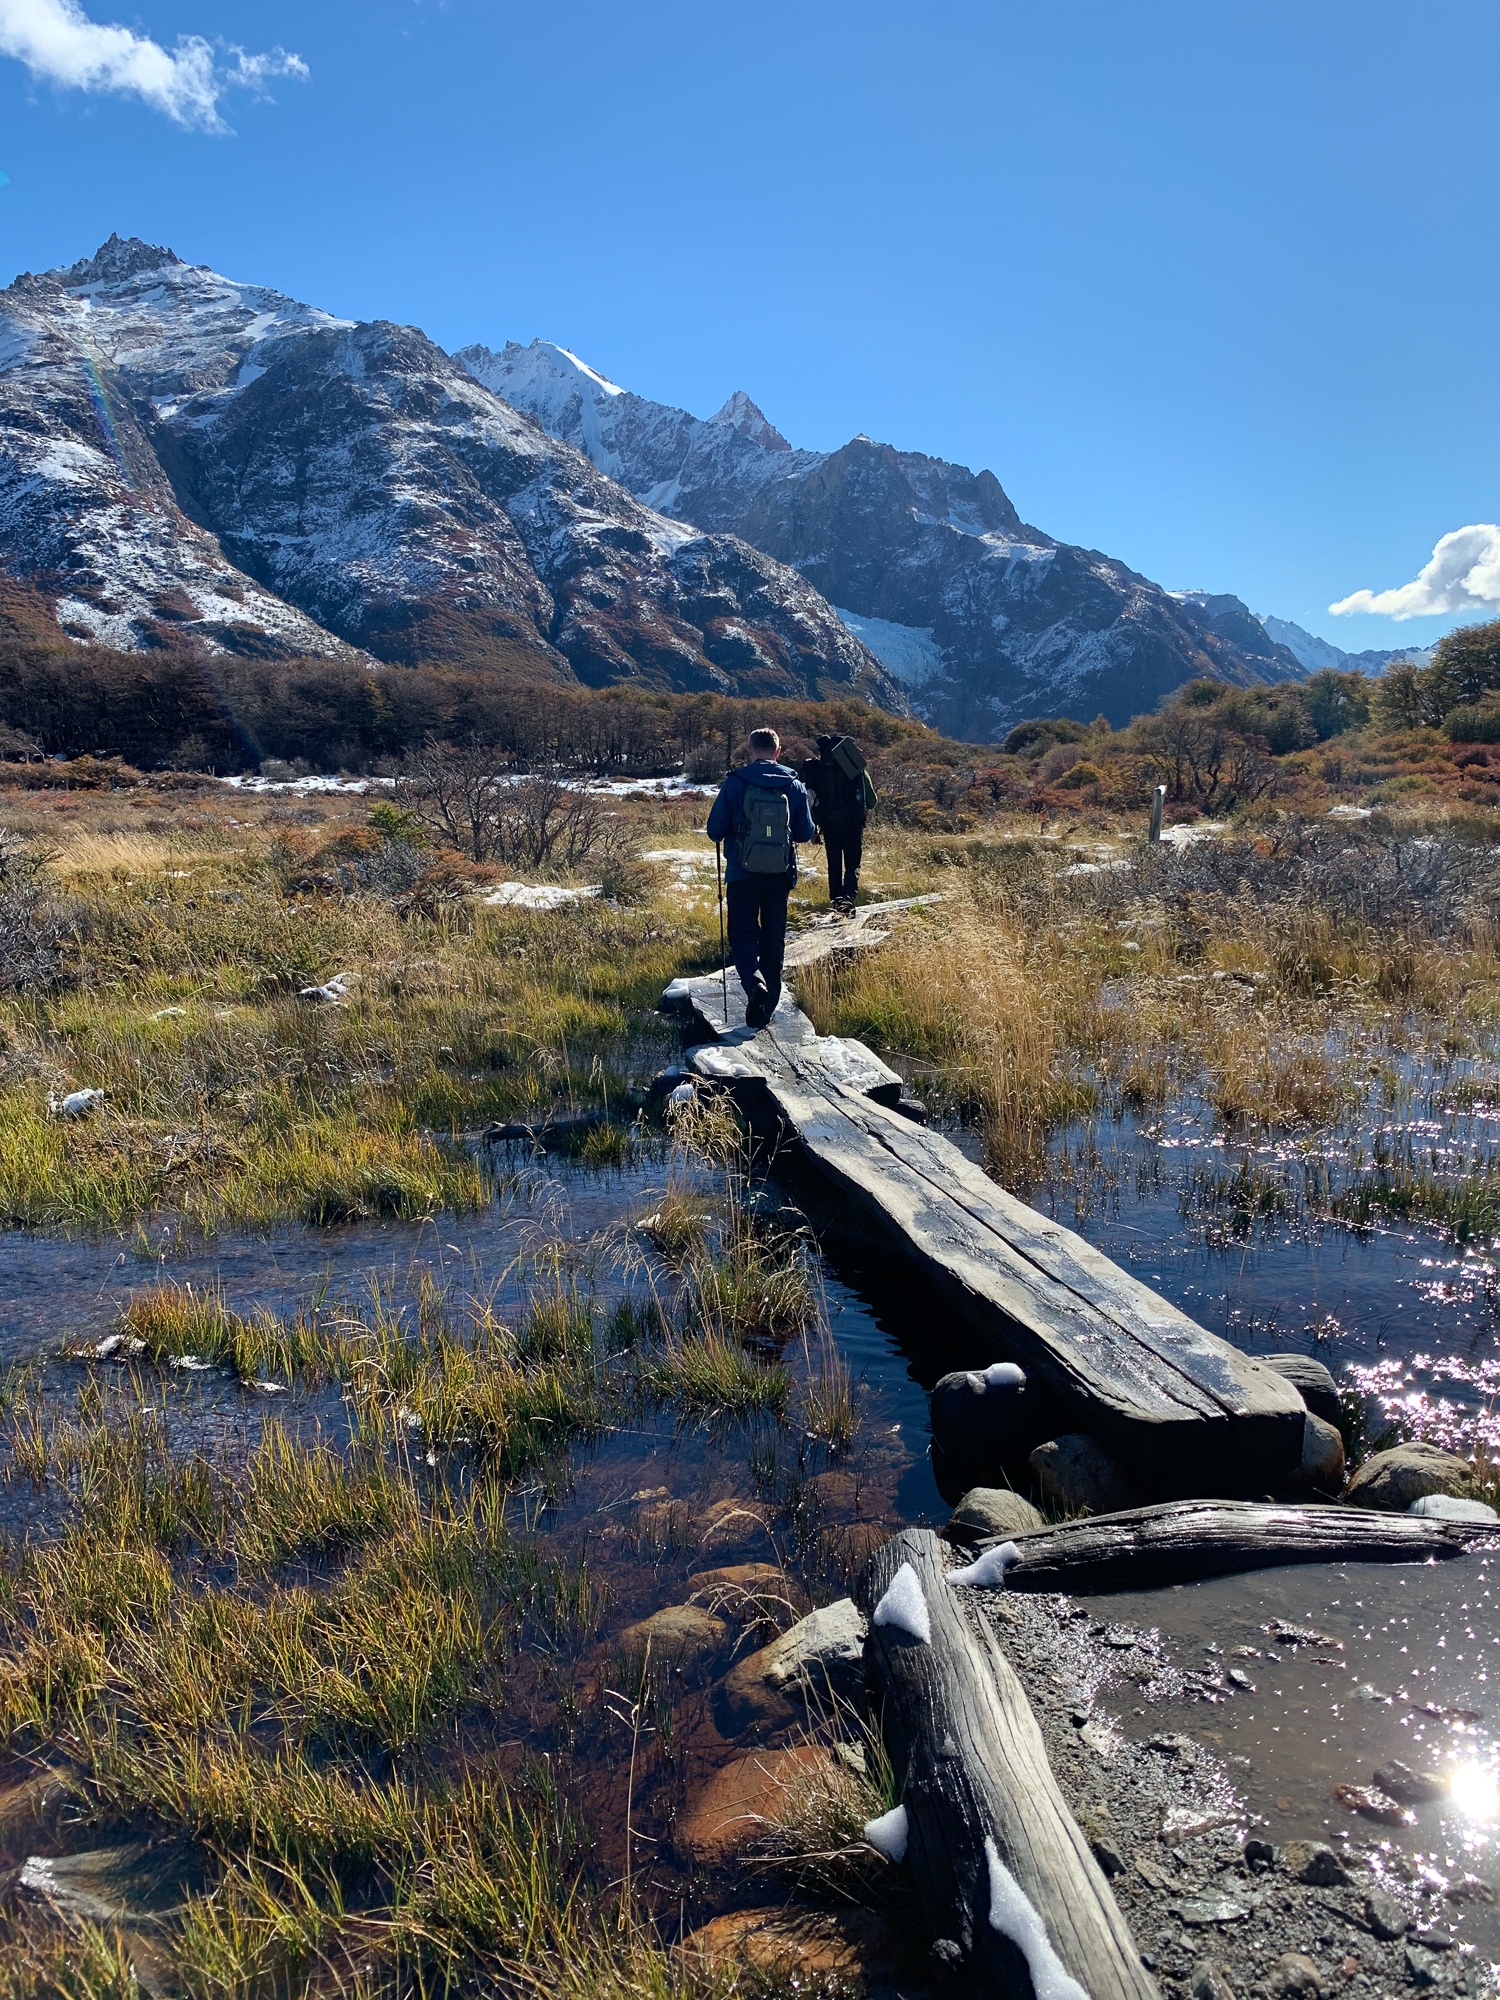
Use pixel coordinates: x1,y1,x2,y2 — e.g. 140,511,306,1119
738,782,792,874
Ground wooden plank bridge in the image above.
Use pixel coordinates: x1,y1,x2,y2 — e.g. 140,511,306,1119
662,906,1305,1497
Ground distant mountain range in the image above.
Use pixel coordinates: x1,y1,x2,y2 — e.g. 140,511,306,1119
0,237,895,711
458,341,1313,737
0,235,1417,746
1254,615,1432,677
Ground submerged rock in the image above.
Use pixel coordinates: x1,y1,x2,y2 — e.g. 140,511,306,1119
942,1486,1046,1546
1260,1352,1342,1429
680,1903,905,1982
1344,1442,1474,1511
711,1597,867,1737
1029,1434,1139,1517
619,1603,729,1679
674,1746,830,1864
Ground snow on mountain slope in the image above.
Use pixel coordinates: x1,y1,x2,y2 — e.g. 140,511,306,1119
0,244,353,658
1256,614,1429,677
469,340,1309,737
0,240,896,706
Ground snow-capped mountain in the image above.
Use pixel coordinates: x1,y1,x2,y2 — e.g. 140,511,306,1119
1256,615,1430,678
0,239,896,707
465,338,1308,737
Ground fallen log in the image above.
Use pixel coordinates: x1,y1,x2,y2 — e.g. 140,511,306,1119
986,1500,1484,1594
860,1528,1157,2000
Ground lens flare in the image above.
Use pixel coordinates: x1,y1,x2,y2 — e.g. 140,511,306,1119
1450,1763,1500,1822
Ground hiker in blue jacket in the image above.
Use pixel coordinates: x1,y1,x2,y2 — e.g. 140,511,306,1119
706,727,817,1028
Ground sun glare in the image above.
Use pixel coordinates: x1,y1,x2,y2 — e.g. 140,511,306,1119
1450,1763,1500,1822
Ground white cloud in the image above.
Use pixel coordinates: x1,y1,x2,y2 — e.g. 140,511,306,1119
0,0,306,131
1330,524,1500,622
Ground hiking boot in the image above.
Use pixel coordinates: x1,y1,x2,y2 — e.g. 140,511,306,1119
743,973,770,1028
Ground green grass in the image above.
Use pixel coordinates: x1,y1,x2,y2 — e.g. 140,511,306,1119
0,830,705,1234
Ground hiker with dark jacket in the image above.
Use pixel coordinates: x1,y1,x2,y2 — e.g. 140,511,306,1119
705,727,816,1028
804,731,874,910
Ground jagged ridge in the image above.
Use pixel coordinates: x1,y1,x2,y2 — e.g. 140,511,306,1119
0,240,900,709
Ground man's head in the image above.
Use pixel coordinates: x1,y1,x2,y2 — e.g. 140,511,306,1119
817,732,835,752
748,727,781,760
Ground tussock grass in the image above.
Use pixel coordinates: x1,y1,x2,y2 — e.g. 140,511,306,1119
0,803,707,1233
801,820,1500,1203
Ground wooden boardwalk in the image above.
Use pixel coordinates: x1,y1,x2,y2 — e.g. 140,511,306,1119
662,929,1305,1497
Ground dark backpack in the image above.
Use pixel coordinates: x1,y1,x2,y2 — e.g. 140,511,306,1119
737,781,793,874
819,739,869,823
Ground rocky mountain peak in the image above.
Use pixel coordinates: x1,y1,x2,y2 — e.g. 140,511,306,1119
59,234,184,289
710,390,790,452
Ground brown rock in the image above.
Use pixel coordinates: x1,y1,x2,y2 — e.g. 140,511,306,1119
689,1563,800,1633
696,1495,776,1552
675,1748,829,1865
1271,1952,1324,1998
681,1902,902,1983
1282,1841,1351,1887
619,1604,729,1679
1343,1442,1473,1511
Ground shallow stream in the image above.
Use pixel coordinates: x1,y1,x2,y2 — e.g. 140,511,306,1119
5,1091,1500,1948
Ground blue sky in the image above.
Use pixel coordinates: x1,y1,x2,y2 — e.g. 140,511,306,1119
0,0,1495,650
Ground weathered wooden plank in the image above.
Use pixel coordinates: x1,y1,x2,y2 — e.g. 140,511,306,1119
860,1528,1158,2000
782,894,946,970
982,1500,1481,1594
661,972,818,1043
660,974,904,1103
714,1035,1302,1494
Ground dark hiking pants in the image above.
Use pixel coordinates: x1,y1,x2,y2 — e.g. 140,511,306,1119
823,823,863,904
727,873,791,1012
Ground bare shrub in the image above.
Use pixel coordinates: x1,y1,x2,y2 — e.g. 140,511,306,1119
0,830,62,993
395,741,614,869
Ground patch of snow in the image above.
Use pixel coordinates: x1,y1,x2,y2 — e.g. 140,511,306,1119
833,607,944,689
947,1542,1020,1588
862,1802,909,1863
220,773,382,795
1159,820,1227,848
970,1361,1026,1390
983,1836,1089,2000
871,1562,932,1644
52,1088,104,1118
483,882,601,910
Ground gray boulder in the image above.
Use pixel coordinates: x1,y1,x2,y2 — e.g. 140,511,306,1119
1344,1442,1474,1512
1260,1352,1342,1429
712,1597,867,1737
1029,1435,1140,1517
942,1487,1046,1547
1291,1413,1346,1497
1409,1492,1498,1524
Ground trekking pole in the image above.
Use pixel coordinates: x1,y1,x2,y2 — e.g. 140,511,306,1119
714,840,728,1025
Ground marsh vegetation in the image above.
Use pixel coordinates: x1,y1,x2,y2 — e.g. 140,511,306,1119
9,759,1500,1993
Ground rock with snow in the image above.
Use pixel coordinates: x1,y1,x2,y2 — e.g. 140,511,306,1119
53,1088,104,1117
930,1361,1047,1488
